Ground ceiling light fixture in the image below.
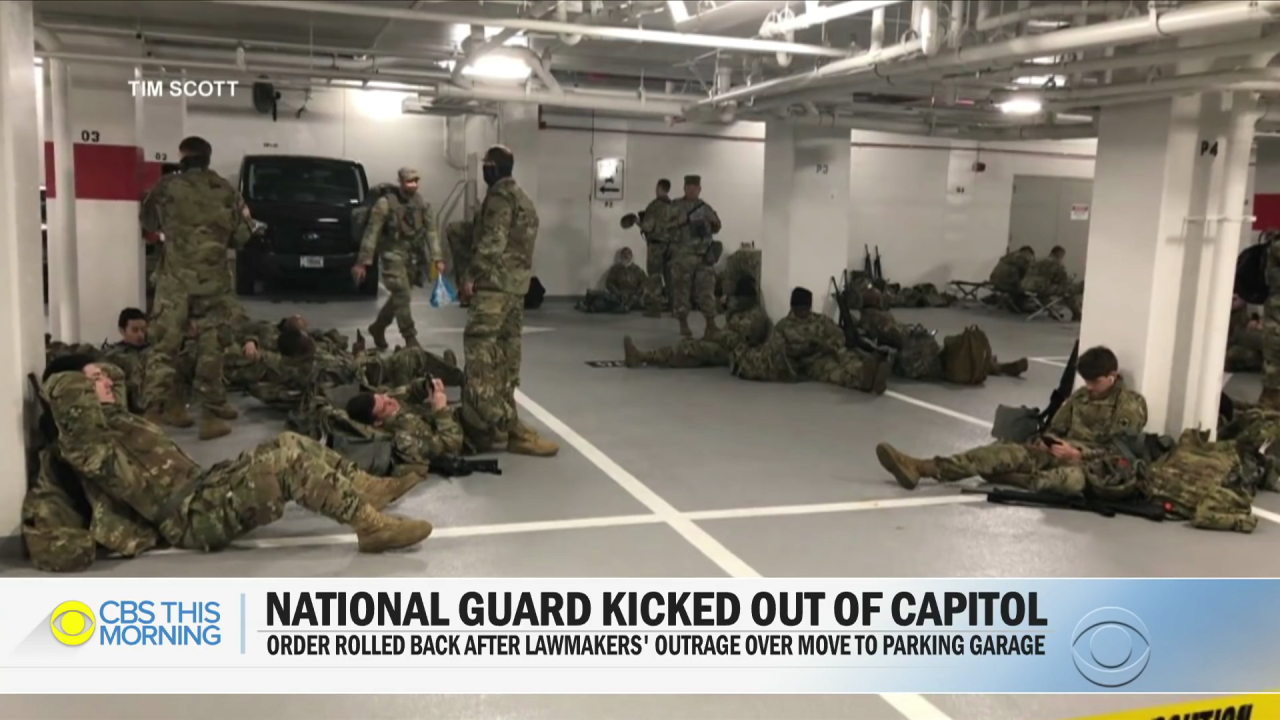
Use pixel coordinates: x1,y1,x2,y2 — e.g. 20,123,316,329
998,98,1043,115
666,0,691,23
460,54,532,80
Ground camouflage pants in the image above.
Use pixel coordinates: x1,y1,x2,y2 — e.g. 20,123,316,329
645,338,730,368
461,290,524,441
373,254,417,341
172,432,368,551
670,252,716,322
934,441,1084,495
1226,344,1263,373
365,345,464,388
446,221,474,290
732,335,799,382
806,351,875,392
143,275,234,411
1264,295,1280,389
645,242,671,308
575,290,630,314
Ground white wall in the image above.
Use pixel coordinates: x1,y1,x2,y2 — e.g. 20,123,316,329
177,91,1098,295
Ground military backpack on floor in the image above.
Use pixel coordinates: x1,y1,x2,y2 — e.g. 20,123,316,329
940,326,992,385
1143,429,1258,533
894,325,943,380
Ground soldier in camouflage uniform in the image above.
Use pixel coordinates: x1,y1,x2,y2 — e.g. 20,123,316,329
575,247,649,314
1260,233,1280,408
1225,294,1263,373
667,175,722,339
731,287,892,394
988,246,1035,294
460,146,558,457
623,275,770,369
1020,245,1082,321
445,212,476,306
352,167,443,351
344,378,465,467
636,179,676,316
877,346,1148,492
140,136,251,441
23,355,433,572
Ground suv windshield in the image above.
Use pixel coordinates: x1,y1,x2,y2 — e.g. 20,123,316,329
245,158,363,205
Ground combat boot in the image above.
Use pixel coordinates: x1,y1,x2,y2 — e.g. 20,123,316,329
352,329,367,355
350,506,433,553
204,403,240,421
442,349,458,368
859,354,893,396
155,403,195,429
702,318,720,340
1259,388,1280,411
367,323,389,351
403,336,422,350
507,422,559,457
353,472,423,510
994,358,1029,377
875,443,938,491
677,317,693,338
198,413,232,441
622,336,646,368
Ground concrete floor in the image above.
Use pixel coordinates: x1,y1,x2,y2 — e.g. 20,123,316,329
6,291,1279,720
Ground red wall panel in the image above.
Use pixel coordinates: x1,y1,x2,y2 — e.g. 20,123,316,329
1255,194,1280,231
43,141,155,201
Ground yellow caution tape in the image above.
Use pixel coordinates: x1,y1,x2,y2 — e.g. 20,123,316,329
1073,694,1280,720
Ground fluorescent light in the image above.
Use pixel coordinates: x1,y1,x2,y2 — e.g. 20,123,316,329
460,55,531,80
999,98,1043,115
1014,74,1067,87
449,24,529,47
667,0,690,23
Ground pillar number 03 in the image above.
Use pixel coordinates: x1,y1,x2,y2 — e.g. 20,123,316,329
79,130,100,143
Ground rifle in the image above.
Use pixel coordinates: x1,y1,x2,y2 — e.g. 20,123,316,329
863,245,873,277
873,246,884,283
432,456,502,478
1038,340,1079,431
961,486,1166,522
831,274,886,355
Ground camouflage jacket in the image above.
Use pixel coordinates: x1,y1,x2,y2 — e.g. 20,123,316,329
99,342,148,413
357,190,440,267
382,406,466,466
467,177,539,296
604,263,648,305
1021,258,1070,294
859,307,904,349
1266,234,1280,293
773,312,846,374
1046,377,1148,457
638,197,675,244
141,169,250,294
988,251,1033,290
667,197,722,257
720,303,771,354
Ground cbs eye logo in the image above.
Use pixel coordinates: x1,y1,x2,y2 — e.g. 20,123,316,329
1071,607,1150,687
50,601,96,646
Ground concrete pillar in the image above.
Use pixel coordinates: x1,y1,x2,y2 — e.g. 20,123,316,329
0,0,46,544
497,102,539,206
761,120,852,317
1078,91,1258,437
46,55,79,341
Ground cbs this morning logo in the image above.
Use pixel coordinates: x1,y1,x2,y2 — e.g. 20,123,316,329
1071,607,1151,687
49,600,223,647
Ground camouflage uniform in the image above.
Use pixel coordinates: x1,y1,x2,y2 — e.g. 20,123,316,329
1021,257,1082,320
638,196,676,313
625,300,770,369
878,377,1148,492
460,175,555,455
1225,304,1263,373
667,192,721,336
140,168,250,430
382,405,466,466
1261,235,1280,403
445,215,475,292
859,306,1027,381
988,249,1034,294
719,245,764,314
358,168,441,347
734,311,890,394
576,262,648,313
28,370,431,569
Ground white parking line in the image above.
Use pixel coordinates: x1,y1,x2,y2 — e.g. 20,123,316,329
1030,357,1067,368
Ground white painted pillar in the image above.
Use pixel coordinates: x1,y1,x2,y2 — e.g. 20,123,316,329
47,55,79,341
1078,92,1257,437
497,102,540,207
761,120,852,317
0,0,47,541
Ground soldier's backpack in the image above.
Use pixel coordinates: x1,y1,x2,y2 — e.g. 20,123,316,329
893,325,943,380
328,413,395,477
842,271,874,311
1142,429,1256,532
1235,234,1273,304
350,183,403,245
525,276,546,309
940,326,993,385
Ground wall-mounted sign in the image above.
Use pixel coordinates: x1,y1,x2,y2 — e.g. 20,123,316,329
1070,204,1090,221
595,157,624,202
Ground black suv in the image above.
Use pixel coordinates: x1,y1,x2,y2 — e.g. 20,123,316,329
235,154,377,296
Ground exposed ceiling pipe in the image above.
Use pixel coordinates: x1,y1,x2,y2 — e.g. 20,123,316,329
368,0,428,50
450,2,561,85
37,50,453,84
994,68,1280,105
694,0,1280,108
556,0,583,45
146,46,385,73
758,0,905,37
34,26,61,51
203,0,853,58
947,0,966,50
502,46,562,93
973,2,1127,33
917,1,942,57
782,110,1096,139
869,6,886,52
971,35,1280,83
429,83,687,116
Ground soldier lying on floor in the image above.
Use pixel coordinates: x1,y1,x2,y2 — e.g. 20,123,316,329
730,286,892,395
21,355,433,572
622,275,770,369
344,379,465,467
859,289,1028,383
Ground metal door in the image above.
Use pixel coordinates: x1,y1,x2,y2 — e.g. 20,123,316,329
1009,175,1094,279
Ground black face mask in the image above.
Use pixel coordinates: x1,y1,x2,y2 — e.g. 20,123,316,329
483,165,501,187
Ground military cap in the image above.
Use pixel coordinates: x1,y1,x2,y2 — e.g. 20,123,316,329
398,167,420,182
684,174,701,186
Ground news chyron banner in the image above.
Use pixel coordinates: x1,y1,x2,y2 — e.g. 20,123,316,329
0,578,1277,694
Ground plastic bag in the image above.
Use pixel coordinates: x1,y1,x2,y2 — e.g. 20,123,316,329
430,275,458,308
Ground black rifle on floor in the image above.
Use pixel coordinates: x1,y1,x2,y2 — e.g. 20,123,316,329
432,456,502,477
831,275,886,356
960,487,1166,522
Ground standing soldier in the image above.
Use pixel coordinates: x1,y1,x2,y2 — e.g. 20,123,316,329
459,146,558,457
140,136,250,440
639,178,675,316
352,168,443,351
668,175,722,339
1261,231,1280,408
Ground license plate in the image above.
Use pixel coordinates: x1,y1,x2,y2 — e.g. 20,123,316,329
300,256,324,269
